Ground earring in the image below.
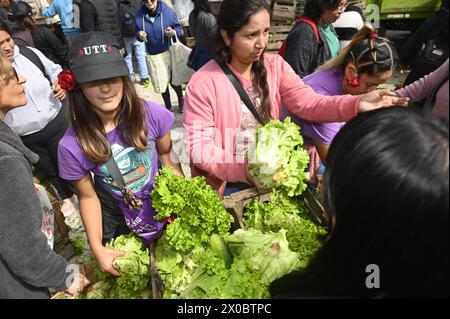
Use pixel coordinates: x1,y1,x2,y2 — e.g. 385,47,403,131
346,74,360,87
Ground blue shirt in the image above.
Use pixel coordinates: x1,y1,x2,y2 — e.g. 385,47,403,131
42,0,81,35
135,1,183,55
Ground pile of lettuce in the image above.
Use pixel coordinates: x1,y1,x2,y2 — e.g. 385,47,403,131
154,234,198,298
248,118,310,197
155,228,301,299
152,166,234,253
179,229,301,299
244,192,327,268
86,234,151,299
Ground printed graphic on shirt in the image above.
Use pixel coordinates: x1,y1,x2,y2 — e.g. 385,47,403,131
100,141,156,194
236,84,261,158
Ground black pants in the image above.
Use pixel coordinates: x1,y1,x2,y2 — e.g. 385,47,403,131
94,181,130,245
21,103,74,200
161,84,183,111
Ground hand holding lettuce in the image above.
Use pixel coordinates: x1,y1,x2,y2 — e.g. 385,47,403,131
87,234,151,299
247,118,310,197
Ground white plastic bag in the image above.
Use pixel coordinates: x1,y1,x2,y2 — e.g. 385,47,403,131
169,36,195,86
34,184,55,249
172,0,195,23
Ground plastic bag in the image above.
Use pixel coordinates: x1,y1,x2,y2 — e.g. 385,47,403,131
34,184,55,249
172,0,194,22
169,36,194,86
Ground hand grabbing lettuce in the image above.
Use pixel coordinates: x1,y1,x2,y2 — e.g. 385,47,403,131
248,118,310,197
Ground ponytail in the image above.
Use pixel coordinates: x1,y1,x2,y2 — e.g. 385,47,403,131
318,26,396,76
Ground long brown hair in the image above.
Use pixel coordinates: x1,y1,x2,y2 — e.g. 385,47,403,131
215,0,272,123
318,26,396,76
68,76,148,163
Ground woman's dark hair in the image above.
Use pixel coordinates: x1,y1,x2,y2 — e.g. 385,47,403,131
318,26,397,76
0,18,11,34
11,1,36,32
304,0,341,21
68,76,148,163
216,0,272,122
270,107,449,298
191,0,212,18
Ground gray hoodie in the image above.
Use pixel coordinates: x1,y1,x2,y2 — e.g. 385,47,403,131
0,120,68,299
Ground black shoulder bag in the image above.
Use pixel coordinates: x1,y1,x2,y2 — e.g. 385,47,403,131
217,60,267,125
105,156,143,211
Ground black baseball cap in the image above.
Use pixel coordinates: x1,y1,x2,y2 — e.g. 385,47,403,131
69,32,129,84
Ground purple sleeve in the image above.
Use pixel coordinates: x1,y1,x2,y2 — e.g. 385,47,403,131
300,72,344,145
58,135,90,181
396,59,449,102
302,121,342,145
143,100,175,140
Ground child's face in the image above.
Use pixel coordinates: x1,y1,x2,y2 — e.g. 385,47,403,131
80,77,124,116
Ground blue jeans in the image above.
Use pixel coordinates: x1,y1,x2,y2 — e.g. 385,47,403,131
124,36,149,81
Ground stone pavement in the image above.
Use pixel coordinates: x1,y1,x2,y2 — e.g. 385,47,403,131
134,82,191,177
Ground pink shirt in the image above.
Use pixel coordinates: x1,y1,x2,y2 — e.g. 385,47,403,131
183,54,361,195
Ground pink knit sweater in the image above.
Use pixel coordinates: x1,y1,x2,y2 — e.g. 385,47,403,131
183,54,361,195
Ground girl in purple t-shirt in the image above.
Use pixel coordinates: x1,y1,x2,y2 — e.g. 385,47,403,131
56,32,183,277
289,26,396,181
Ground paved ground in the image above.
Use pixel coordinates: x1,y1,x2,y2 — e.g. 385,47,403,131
134,82,191,177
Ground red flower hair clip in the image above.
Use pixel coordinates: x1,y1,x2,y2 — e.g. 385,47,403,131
57,70,77,91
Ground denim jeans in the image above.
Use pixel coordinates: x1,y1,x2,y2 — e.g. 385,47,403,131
123,36,149,81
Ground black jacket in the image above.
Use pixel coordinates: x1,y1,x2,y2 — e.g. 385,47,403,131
284,21,334,78
0,120,68,299
32,27,69,69
80,0,124,49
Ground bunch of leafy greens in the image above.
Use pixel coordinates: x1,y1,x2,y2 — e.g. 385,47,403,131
152,166,234,252
248,118,310,197
154,235,197,298
86,234,151,299
70,235,86,255
244,192,327,268
180,229,301,299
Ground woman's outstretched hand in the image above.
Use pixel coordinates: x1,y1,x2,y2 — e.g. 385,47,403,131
359,89,409,113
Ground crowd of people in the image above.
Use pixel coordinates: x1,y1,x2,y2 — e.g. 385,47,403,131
0,0,448,299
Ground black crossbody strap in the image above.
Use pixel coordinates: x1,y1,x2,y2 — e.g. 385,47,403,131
105,155,144,211
19,46,52,85
105,156,127,188
217,60,266,125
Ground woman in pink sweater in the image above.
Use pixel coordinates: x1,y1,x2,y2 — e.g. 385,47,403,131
183,0,409,196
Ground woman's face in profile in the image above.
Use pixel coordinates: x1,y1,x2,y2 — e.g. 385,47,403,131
0,67,27,113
